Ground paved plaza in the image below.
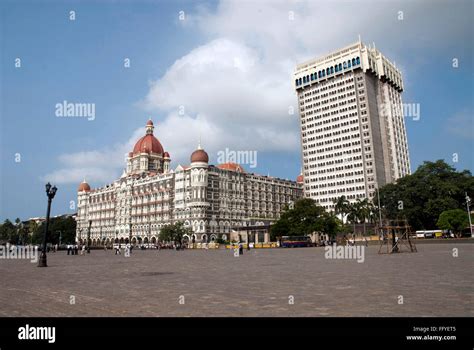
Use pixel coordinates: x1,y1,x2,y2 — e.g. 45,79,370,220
0,243,472,317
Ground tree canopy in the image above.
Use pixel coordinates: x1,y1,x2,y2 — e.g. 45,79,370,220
270,198,341,240
376,160,473,230
159,222,192,244
0,216,76,245
437,209,470,237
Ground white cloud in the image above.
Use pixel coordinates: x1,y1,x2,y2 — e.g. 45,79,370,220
142,38,300,157
143,0,471,160
41,128,143,185
43,0,472,185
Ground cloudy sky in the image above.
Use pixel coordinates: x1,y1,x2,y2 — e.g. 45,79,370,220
1,0,473,221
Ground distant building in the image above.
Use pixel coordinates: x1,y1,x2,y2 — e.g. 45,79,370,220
27,217,46,225
294,40,411,210
76,120,303,245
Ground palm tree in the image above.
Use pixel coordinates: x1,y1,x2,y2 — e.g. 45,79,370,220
14,218,22,245
346,201,361,234
334,196,350,224
367,201,378,226
358,199,372,236
28,220,38,244
346,199,375,236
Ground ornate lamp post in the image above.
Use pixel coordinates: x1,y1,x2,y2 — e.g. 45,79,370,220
38,183,58,267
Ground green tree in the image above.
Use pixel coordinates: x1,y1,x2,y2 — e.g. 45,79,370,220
159,222,191,245
270,198,341,240
346,200,361,233
0,219,18,244
31,216,76,245
49,216,76,244
333,196,350,224
437,209,469,238
26,220,39,244
319,212,341,237
377,160,474,230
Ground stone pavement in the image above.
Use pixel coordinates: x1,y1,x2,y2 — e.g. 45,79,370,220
0,244,472,316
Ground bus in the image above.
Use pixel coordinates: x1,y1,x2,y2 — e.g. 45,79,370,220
280,236,312,248
415,230,444,239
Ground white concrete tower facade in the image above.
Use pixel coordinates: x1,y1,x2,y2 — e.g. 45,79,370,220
294,41,411,210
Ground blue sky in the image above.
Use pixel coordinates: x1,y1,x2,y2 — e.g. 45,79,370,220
1,0,473,221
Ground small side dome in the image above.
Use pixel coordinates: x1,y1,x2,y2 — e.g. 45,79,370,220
78,180,91,192
163,151,170,159
191,149,209,163
296,174,304,183
190,142,209,163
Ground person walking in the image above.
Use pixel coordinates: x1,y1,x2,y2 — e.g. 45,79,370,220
81,245,86,255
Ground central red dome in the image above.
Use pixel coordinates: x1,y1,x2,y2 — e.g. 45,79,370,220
132,119,165,155
133,134,164,155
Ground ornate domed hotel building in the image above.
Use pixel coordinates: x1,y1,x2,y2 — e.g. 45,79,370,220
75,120,303,246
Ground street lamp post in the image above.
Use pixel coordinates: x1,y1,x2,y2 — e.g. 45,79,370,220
38,183,58,267
87,220,92,253
376,187,383,227
466,193,473,238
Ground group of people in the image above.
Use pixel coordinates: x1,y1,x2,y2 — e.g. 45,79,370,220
113,243,133,255
108,242,190,254
66,244,89,255
342,235,369,247
231,242,245,255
